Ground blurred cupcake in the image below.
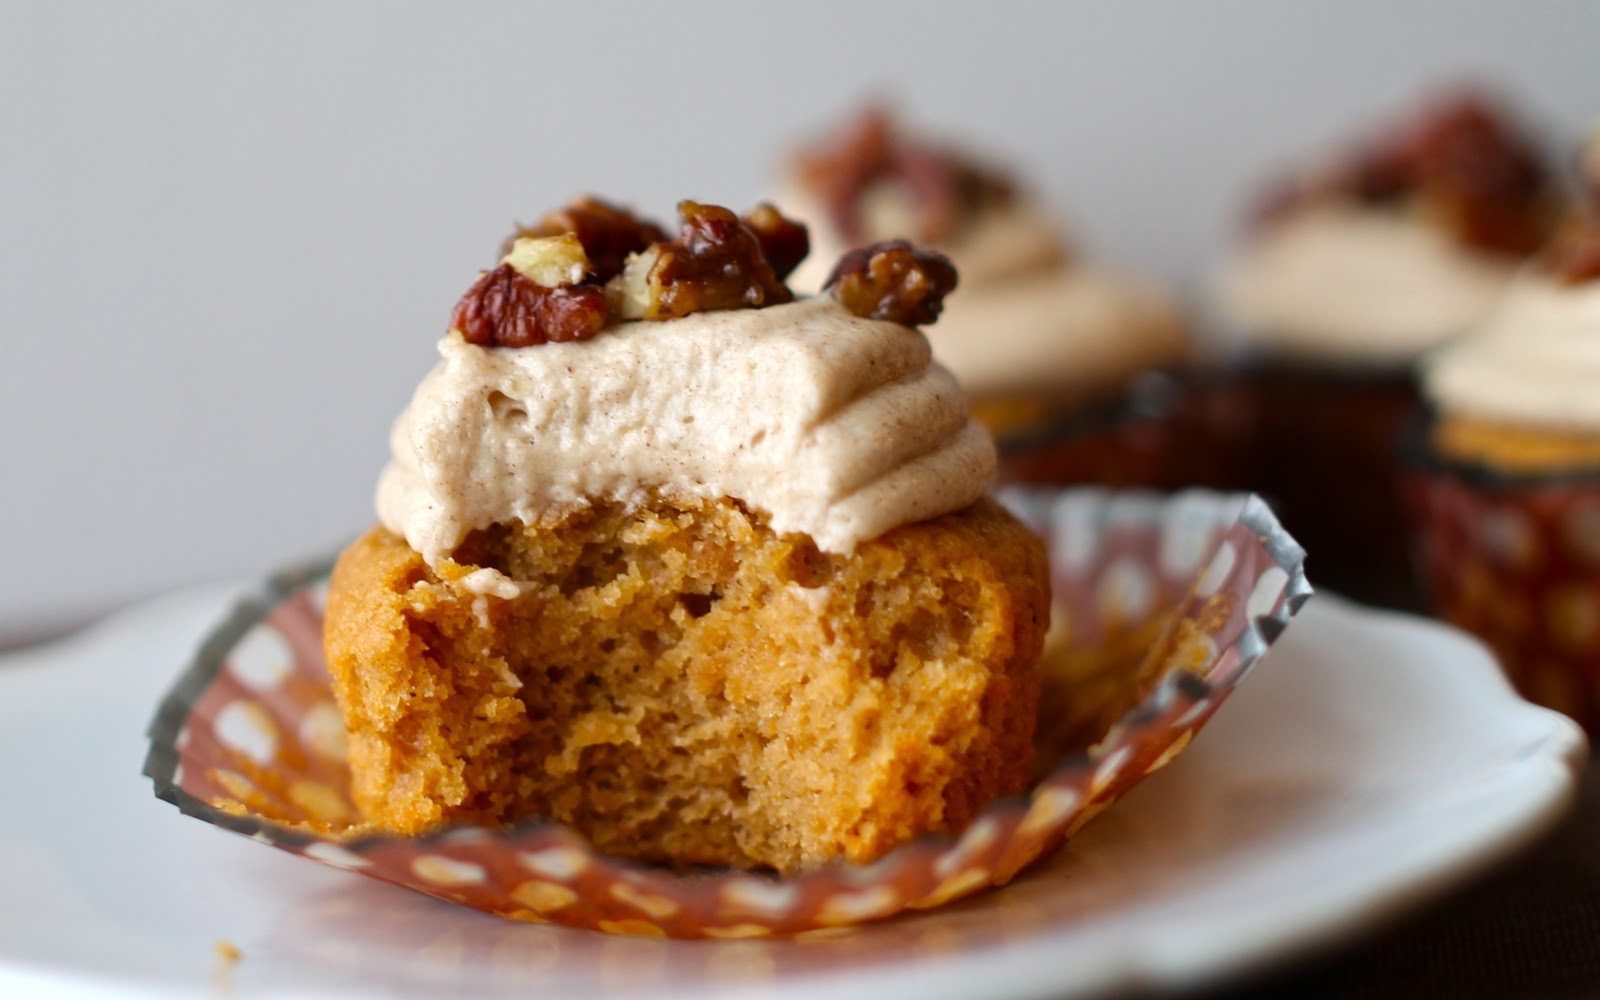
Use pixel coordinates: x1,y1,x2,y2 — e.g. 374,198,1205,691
1412,142,1600,729
777,105,1188,443
1214,87,1560,606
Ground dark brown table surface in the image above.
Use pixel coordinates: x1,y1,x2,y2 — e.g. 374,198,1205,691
1197,755,1600,999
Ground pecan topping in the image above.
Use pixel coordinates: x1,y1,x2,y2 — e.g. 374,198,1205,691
450,264,608,347
795,105,1013,245
501,196,667,283
1253,90,1556,256
824,240,958,326
742,202,811,281
461,198,805,345
610,201,795,321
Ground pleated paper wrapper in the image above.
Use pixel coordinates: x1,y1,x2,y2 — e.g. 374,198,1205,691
145,486,1310,938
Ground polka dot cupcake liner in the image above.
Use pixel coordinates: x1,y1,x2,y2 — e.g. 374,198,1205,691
1408,453,1600,733
143,487,1309,938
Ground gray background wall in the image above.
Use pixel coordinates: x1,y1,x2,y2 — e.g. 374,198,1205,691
3,1,1596,642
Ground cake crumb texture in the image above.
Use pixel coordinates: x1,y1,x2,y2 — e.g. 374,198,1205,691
324,496,1047,873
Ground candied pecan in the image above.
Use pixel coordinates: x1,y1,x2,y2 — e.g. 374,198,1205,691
611,201,794,321
450,264,608,347
742,202,811,281
1395,93,1554,254
501,196,667,283
1253,90,1556,255
823,240,958,326
794,105,1012,244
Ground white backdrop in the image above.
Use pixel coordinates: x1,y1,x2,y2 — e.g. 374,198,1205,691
2,1,1595,642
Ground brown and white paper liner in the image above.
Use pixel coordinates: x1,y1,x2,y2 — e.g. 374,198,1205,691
144,487,1309,938
1409,459,1600,733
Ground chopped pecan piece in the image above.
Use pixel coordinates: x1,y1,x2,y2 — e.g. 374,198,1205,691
502,233,589,288
794,105,1013,245
824,240,958,326
450,264,608,347
501,196,668,283
1395,93,1555,254
742,202,811,281
610,201,794,321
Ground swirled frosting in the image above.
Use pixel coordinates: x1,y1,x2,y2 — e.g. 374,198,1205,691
1425,275,1600,431
780,183,1185,399
376,295,996,566
1216,204,1516,364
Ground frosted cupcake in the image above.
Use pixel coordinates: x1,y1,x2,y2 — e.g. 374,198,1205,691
324,198,1053,872
777,106,1187,443
1214,88,1560,606
1413,148,1600,729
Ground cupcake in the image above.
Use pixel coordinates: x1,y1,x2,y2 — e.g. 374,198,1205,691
149,481,1310,937
776,105,1187,443
1213,88,1560,606
324,198,1053,873
1413,147,1600,729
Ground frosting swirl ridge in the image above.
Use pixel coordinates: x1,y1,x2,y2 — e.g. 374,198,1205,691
1425,275,1600,432
1217,204,1516,363
376,295,996,565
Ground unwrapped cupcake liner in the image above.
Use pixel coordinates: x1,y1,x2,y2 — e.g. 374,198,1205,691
1408,455,1600,733
144,487,1309,938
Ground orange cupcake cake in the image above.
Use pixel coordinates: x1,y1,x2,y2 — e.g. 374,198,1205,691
323,199,1050,873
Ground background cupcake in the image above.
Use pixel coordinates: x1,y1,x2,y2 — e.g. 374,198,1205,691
1212,87,1561,607
777,105,1188,445
1412,147,1600,729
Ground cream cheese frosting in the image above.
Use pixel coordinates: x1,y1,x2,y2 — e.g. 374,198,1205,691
780,183,1184,399
1425,275,1600,432
1216,204,1516,364
376,295,996,566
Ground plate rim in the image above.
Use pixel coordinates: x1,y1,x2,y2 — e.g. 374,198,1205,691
0,585,1587,999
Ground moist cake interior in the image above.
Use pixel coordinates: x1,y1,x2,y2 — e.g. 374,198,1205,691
325,494,1048,872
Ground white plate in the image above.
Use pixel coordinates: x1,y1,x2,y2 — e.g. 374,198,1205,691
0,584,1584,1000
